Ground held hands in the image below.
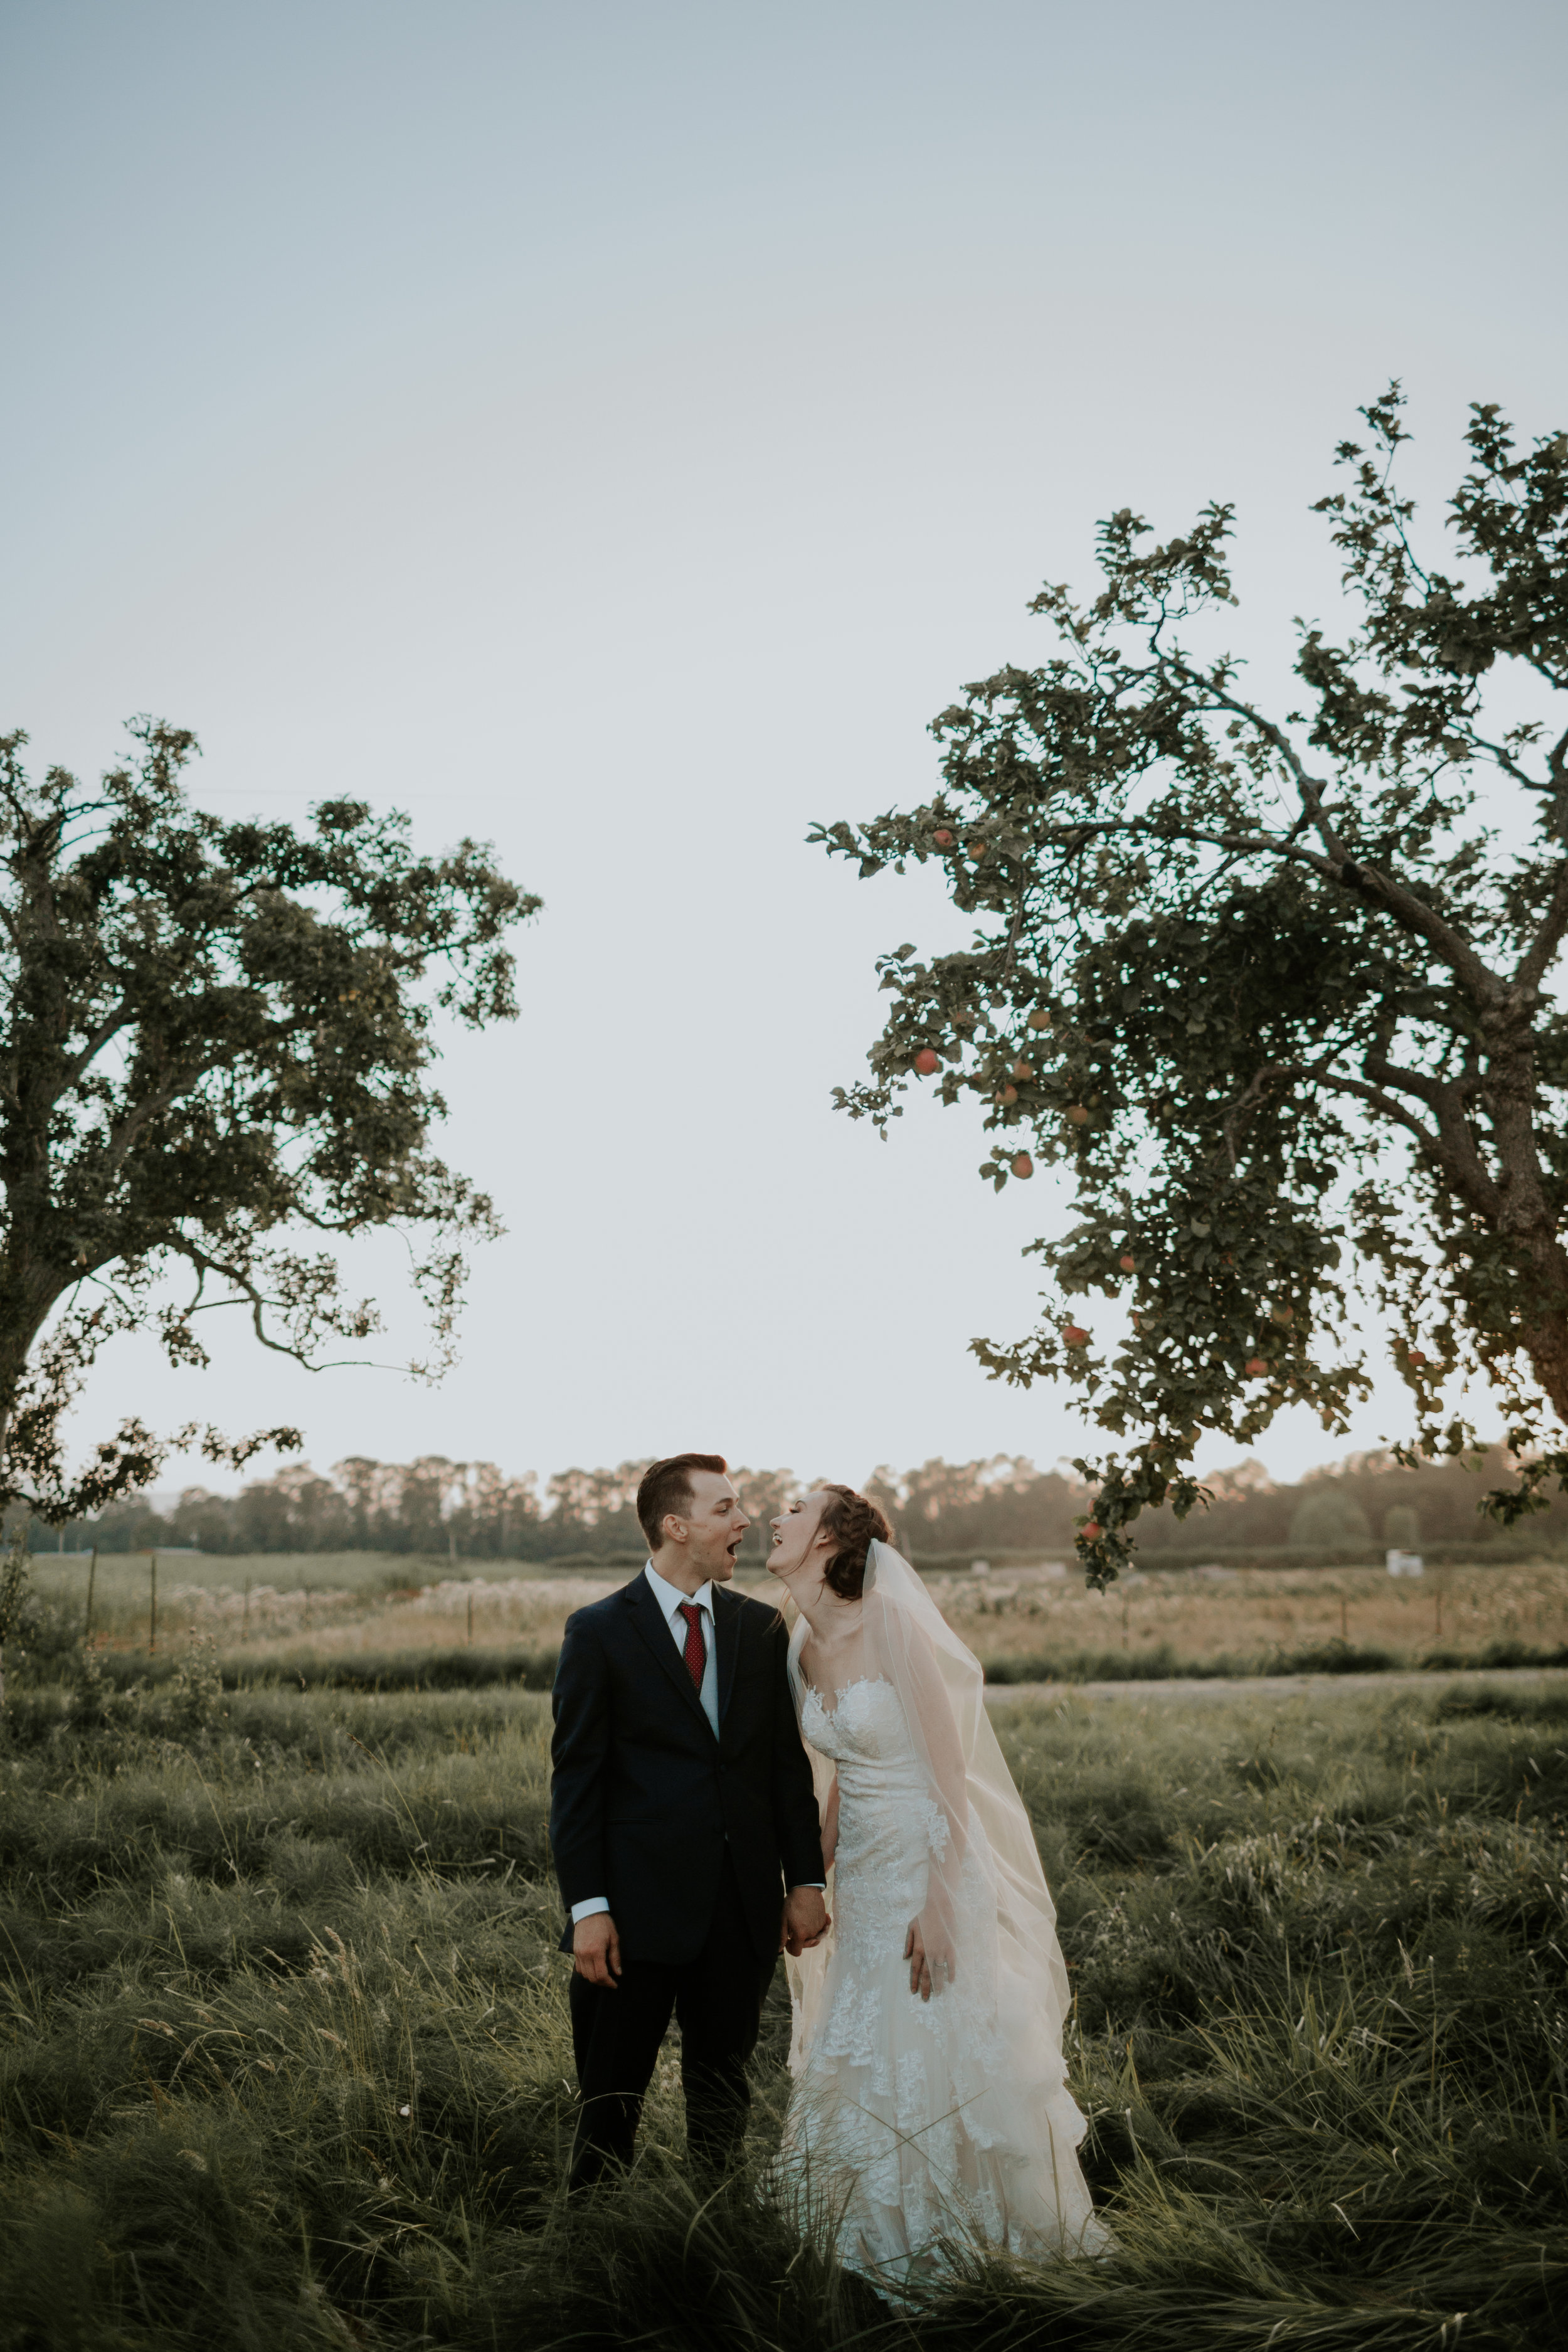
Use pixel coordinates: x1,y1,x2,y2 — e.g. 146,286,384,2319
904,1916,956,2002
781,1884,831,1957
571,1912,623,1988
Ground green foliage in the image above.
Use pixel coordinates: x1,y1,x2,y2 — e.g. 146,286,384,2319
1289,1487,1373,1550
0,1527,28,1648
1,1676,1565,2347
1384,1503,1422,1550
0,1525,35,1716
813,389,1568,1583
0,719,536,1522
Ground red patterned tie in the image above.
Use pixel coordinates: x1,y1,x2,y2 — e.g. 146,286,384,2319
677,1601,706,1690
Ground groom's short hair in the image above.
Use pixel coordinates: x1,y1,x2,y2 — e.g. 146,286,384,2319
638,1453,728,1551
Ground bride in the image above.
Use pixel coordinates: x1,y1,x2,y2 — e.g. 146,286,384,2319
766,1483,1108,2295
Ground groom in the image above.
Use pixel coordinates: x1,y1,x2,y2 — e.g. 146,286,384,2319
549,1453,829,2188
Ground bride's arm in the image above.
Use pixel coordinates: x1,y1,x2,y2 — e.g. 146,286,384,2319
771,1614,834,1891
894,1624,970,1996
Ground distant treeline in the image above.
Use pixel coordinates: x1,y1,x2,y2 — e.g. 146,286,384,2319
19,1446,1568,1562
875,1449,1564,1563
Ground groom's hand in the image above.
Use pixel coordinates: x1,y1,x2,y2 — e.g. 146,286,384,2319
781,1884,830,1957
572,1912,623,1988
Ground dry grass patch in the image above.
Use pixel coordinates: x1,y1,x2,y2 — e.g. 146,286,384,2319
935,1556,1568,1672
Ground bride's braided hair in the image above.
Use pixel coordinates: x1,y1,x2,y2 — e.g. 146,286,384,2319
818,1484,893,1601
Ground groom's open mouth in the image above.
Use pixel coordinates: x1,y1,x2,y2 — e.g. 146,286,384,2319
726,1537,743,1562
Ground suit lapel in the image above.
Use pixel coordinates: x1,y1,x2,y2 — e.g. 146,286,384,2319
714,1584,740,1728
626,1571,712,1735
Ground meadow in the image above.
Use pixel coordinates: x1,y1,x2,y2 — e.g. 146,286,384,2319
30,1549,1568,1687
1,1639,1565,2350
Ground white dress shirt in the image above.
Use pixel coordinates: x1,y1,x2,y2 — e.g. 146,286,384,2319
645,1556,723,1735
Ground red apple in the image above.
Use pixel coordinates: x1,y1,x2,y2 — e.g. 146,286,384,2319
933,827,955,847
1062,1322,1089,1346
1027,1007,1053,1031
914,1047,940,1075
1118,1253,1136,1273
1082,1520,1102,1540
1407,1348,1427,1367
997,1084,1019,1104
1271,1304,1294,1324
1066,1104,1089,1125
1244,1356,1268,1376
1012,1152,1034,1179
1012,1060,1034,1082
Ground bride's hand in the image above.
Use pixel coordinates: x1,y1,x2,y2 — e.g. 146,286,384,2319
904,1917,956,2001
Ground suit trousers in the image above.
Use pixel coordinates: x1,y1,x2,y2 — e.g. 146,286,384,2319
568,1851,778,2188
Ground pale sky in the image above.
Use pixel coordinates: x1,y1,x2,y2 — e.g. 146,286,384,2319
4,1,1565,1499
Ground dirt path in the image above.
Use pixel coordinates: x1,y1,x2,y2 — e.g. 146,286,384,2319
984,1665,1568,1705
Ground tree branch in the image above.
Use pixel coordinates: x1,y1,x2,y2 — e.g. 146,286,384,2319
1160,652,1354,867
1300,1064,1442,1152
1129,649,1501,981
1517,852,1568,992
1034,814,1339,876
166,1239,383,1372
58,998,140,1092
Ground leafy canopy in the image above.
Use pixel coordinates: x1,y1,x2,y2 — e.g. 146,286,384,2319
813,389,1568,1584
0,719,535,1521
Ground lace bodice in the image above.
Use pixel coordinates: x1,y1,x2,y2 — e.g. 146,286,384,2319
799,1674,913,1764
800,1675,944,1934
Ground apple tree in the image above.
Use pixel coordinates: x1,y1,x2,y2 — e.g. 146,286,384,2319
0,718,535,1522
813,389,1568,1584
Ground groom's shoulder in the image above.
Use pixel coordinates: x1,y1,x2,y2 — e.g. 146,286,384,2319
726,1587,787,1638
561,1575,644,1640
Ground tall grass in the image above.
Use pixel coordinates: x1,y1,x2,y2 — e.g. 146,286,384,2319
1,1662,1564,2346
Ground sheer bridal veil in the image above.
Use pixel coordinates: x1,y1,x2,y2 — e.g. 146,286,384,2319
784,1538,1072,2059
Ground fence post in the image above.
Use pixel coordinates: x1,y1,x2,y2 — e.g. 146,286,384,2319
85,1544,98,1643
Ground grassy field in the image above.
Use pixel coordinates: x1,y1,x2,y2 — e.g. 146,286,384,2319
936,1557,1568,1680
1,1658,1565,2349
29,1550,1568,1684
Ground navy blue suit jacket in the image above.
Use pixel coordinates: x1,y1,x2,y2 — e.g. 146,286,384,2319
549,1571,824,1965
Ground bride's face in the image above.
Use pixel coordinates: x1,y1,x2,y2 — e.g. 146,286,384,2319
766,1491,831,1582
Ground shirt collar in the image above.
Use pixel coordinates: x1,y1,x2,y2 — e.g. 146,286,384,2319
644,1558,714,1620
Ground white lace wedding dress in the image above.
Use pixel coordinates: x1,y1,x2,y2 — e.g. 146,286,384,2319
775,1557,1107,2297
